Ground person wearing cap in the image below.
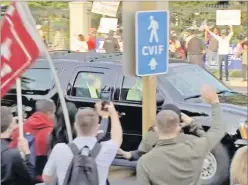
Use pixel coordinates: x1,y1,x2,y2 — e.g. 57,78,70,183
118,104,205,161
137,85,225,185
205,24,234,81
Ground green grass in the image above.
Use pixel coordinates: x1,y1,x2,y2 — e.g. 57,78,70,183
221,94,248,106
211,70,242,78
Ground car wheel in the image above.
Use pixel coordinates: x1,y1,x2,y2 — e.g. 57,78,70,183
201,143,230,185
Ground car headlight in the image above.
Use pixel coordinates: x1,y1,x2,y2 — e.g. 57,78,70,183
240,121,248,140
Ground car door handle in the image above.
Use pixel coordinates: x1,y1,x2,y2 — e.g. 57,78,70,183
118,112,126,118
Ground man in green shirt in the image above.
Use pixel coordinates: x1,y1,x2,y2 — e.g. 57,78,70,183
136,85,225,185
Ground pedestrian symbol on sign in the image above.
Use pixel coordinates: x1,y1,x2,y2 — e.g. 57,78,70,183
136,11,169,76
148,16,159,43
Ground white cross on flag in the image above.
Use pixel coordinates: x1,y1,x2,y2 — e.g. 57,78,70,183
0,2,44,98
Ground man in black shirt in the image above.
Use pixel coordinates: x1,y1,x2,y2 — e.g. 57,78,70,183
186,30,205,68
1,106,34,185
103,30,120,53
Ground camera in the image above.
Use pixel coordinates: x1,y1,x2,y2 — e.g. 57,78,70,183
101,101,110,112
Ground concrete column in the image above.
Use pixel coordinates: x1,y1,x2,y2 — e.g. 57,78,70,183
69,2,92,50
156,1,169,10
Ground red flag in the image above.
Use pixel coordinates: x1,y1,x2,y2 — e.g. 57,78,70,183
0,2,42,97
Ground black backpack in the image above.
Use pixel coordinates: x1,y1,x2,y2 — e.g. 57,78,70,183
63,143,102,185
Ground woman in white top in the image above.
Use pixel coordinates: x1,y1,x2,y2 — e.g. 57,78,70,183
74,34,88,52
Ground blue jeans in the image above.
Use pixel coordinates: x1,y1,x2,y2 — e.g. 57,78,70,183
219,55,229,80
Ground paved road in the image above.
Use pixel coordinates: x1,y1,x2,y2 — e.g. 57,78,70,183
110,177,136,185
108,167,136,185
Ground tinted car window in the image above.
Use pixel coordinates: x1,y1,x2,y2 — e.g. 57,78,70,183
120,76,143,101
161,65,230,98
72,72,103,99
10,68,59,94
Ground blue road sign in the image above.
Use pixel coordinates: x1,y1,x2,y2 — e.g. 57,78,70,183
135,11,169,76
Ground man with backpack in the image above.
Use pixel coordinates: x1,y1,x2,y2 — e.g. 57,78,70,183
42,101,123,185
1,106,34,185
10,99,56,182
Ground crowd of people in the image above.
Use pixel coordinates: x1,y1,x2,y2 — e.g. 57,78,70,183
169,25,248,81
1,85,247,185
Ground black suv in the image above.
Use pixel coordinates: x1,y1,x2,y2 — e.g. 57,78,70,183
2,52,247,185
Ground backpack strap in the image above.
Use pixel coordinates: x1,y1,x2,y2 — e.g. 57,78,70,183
68,143,81,155
90,143,102,159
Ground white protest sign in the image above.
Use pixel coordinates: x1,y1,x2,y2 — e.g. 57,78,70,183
97,17,118,34
91,1,120,17
216,10,241,25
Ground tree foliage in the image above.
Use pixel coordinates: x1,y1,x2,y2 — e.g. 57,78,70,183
169,1,248,38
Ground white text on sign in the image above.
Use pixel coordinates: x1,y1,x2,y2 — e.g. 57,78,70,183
142,45,164,56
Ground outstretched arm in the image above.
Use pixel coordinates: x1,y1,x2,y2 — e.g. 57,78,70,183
205,25,220,41
227,25,234,40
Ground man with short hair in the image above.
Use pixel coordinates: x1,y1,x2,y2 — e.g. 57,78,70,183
10,99,56,181
137,85,225,185
1,106,34,185
186,30,205,68
205,25,234,81
42,102,123,185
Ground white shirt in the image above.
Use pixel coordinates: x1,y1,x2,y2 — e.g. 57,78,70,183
43,137,118,185
73,40,88,52
210,32,233,55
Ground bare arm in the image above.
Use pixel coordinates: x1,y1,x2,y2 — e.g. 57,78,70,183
227,25,234,40
108,103,123,147
205,26,220,41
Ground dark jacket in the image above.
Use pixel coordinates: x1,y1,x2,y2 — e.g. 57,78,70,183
10,112,55,180
137,104,225,185
103,37,120,53
187,37,204,55
1,139,34,185
130,121,206,161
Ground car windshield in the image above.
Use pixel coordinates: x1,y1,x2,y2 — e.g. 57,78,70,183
10,68,56,94
161,65,231,98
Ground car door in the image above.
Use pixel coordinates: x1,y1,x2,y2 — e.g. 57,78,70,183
113,74,143,151
65,66,117,109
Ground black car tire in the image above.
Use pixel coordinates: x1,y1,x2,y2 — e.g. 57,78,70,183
201,143,230,185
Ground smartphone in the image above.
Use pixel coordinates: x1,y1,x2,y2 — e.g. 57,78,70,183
101,101,110,112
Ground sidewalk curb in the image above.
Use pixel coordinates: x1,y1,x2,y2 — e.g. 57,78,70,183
223,79,247,87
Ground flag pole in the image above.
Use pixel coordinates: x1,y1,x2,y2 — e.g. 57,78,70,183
43,51,73,142
16,78,24,137
19,2,73,143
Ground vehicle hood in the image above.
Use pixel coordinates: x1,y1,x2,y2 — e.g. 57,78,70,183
176,100,247,135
